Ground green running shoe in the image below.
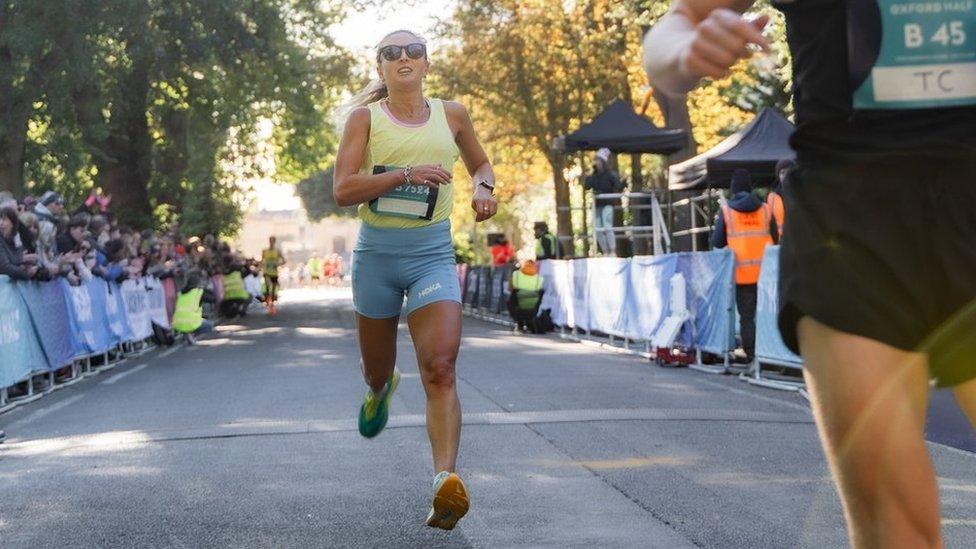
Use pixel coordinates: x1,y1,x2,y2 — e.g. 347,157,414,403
358,369,400,438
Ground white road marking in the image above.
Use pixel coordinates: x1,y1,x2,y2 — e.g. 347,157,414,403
157,346,179,360
101,363,148,385
8,394,85,427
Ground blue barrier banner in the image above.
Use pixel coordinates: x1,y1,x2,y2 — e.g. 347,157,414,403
625,255,677,341
121,279,153,341
463,267,480,305
756,246,803,366
145,277,171,329
106,282,132,344
570,260,589,331
65,278,115,355
675,249,735,354
488,268,505,313
586,257,630,337
538,260,571,327
16,279,78,369
477,267,492,309
0,277,47,387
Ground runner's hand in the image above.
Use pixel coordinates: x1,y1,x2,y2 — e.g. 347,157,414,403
472,186,497,222
678,9,770,81
408,165,453,189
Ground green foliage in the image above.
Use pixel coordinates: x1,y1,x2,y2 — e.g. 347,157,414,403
452,232,476,265
295,166,356,222
1,0,352,235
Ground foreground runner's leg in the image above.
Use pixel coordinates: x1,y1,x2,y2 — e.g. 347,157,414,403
798,317,940,548
357,314,399,438
407,300,467,529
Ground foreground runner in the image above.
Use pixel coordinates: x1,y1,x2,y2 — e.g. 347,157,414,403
333,29,498,530
644,2,976,547
261,236,285,315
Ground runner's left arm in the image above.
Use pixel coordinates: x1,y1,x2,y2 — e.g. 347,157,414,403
445,101,498,223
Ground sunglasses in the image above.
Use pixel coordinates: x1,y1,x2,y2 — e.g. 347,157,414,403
378,43,426,62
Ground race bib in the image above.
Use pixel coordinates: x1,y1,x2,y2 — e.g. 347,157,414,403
368,165,438,220
849,0,976,109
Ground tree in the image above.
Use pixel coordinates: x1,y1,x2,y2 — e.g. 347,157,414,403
436,0,645,247
295,167,358,222
0,1,82,196
1,0,352,235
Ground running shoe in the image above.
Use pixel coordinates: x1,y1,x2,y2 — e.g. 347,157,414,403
357,369,400,438
425,471,469,530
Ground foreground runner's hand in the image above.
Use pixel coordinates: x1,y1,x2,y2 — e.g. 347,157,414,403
471,186,497,222
678,8,769,80
409,165,453,189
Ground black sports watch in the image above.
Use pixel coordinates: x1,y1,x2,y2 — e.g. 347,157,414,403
478,180,495,195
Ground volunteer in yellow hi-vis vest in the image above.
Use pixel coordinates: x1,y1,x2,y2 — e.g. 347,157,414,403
332,29,499,531
220,268,252,319
710,169,775,363
507,260,546,334
172,270,213,344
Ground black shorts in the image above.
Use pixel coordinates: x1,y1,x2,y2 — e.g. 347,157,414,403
265,275,279,286
779,150,976,388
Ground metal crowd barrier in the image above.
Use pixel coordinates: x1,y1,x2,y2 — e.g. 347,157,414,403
458,249,805,393
0,273,230,415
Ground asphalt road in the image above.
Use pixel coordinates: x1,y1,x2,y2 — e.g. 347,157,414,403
1,288,974,548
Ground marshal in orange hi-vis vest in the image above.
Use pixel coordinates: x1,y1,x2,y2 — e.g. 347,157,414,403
721,204,773,285
766,191,785,239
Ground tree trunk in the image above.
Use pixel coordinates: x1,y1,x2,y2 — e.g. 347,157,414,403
549,152,574,257
653,89,696,164
90,45,154,227
0,128,26,195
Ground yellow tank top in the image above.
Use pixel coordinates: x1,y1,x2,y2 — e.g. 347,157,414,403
359,98,460,229
262,248,282,276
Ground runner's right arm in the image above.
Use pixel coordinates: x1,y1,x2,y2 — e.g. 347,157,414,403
642,0,767,96
333,108,453,207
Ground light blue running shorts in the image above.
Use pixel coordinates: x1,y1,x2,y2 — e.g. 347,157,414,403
351,220,461,319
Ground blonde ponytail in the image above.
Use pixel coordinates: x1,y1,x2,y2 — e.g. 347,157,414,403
334,78,388,128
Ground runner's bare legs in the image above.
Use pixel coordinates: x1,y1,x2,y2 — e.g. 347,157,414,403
357,314,398,393
798,317,942,548
408,301,462,473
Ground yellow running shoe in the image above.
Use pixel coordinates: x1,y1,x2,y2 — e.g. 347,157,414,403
425,471,469,530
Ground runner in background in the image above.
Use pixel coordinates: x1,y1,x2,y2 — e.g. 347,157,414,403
261,236,285,315
644,2,976,547
308,253,322,289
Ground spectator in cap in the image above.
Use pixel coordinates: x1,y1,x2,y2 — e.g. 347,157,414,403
711,168,777,363
35,191,63,223
583,147,625,256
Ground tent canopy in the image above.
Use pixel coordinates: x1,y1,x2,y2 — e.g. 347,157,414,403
668,108,795,191
563,99,687,155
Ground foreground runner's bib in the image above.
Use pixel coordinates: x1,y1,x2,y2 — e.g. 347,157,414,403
849,0,976,109
369,165,439,220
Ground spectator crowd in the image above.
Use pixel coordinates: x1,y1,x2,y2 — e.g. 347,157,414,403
0,188,264,323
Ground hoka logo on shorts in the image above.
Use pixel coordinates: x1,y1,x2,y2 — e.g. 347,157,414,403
418,282,443,299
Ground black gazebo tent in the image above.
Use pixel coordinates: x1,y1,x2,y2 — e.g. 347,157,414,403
668,108,795,191
558,99,688,257
563,99,687,154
